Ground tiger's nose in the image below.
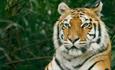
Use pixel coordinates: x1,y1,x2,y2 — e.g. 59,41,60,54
69,38,79,43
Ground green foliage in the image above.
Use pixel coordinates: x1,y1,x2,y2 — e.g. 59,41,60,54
0,0,115,70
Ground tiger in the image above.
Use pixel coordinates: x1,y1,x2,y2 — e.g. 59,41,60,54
45,1,111,70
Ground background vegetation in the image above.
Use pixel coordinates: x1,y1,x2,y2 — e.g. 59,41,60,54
0,0,114,70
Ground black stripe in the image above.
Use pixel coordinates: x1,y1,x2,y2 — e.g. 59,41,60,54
96,23,101,44
93,24,96,39
55,58,64,70
98,23,101,37
88,60,103,70
96,38,101,44
57,25,59,39
88,33,95,36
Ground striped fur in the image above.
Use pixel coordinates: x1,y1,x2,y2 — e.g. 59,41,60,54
45,1,111,70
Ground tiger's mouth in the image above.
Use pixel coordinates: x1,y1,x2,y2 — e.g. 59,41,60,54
62,45,87,57
65,45,87,53
61,40,91,56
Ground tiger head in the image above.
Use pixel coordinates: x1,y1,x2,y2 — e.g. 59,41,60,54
54,1,107,57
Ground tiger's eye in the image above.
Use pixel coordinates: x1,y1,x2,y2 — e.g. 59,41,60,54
84,23,89,27
81,23,92,29
81,23,89,28
64,23,69,26
63,22,70,28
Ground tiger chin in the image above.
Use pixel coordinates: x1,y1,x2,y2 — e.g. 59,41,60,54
45,1,111,70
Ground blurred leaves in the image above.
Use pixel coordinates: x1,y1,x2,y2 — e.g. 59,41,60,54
0,0,115,70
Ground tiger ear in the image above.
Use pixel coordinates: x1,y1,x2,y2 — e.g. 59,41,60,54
93,0,103,16
58,2,70,15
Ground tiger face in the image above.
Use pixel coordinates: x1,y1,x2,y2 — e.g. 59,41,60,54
45,1,111,70
54,2,105,57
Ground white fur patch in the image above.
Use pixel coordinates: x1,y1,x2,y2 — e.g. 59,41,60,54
69,49,82,56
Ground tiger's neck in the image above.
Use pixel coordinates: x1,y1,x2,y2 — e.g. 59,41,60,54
55,47,98,70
